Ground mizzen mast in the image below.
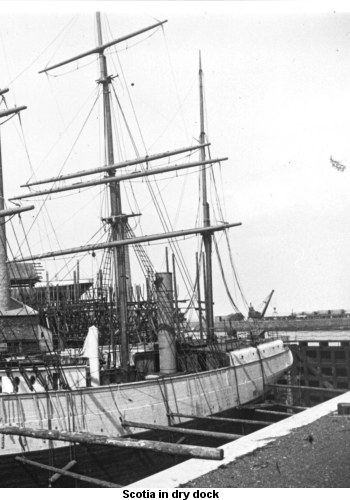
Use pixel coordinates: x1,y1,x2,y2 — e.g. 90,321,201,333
199,52,215,342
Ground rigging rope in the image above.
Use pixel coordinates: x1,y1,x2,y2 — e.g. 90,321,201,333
109,82,196,307
207,145,249,312
6,15,80,87
213,234,241,313
15,89,102,284
105,27,200,310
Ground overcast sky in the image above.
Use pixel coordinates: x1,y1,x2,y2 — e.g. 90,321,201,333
1,1,350,317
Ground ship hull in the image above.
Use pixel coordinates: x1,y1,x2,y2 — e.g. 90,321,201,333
0,340,292,486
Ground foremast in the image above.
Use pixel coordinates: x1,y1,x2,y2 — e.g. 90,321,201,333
36,13,167,376
95,12,129,373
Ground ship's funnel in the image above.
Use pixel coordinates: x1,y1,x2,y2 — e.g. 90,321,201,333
81,325,100,386
155,272,177,375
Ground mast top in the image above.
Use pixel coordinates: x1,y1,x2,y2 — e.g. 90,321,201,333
39,19,168,74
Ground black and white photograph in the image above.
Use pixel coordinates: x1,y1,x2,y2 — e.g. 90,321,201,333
0,0,349,492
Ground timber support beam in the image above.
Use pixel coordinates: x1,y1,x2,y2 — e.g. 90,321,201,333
49,459,77,485
122,419,241,441
15,456,120,488
0,425,223,460
268,383,346,394
170,412,272,427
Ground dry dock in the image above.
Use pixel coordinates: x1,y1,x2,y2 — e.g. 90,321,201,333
128,392,350,488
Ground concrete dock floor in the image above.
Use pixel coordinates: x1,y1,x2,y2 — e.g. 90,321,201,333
129,392,350,488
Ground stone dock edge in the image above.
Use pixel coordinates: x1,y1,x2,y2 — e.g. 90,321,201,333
127,391,350,488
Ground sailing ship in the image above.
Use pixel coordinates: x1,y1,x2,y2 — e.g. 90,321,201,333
0,13,292,486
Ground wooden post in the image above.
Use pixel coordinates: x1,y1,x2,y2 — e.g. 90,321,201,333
273,402,308,411
15,456,120,488
170,412,271,427
251,409,290,417
122,420,241,441
0,426,223,460
49,459,77,484
268,383,345,394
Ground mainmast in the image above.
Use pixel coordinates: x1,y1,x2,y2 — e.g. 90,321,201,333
199,52,214,342
95,12,129,373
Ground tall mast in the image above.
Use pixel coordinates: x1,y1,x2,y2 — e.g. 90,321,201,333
199,52,214,342
36,13,167,374
96,12,129,372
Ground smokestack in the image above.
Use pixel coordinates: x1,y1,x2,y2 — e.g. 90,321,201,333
155,272,177,375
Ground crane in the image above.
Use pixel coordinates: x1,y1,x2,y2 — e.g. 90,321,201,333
248,290,275,319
